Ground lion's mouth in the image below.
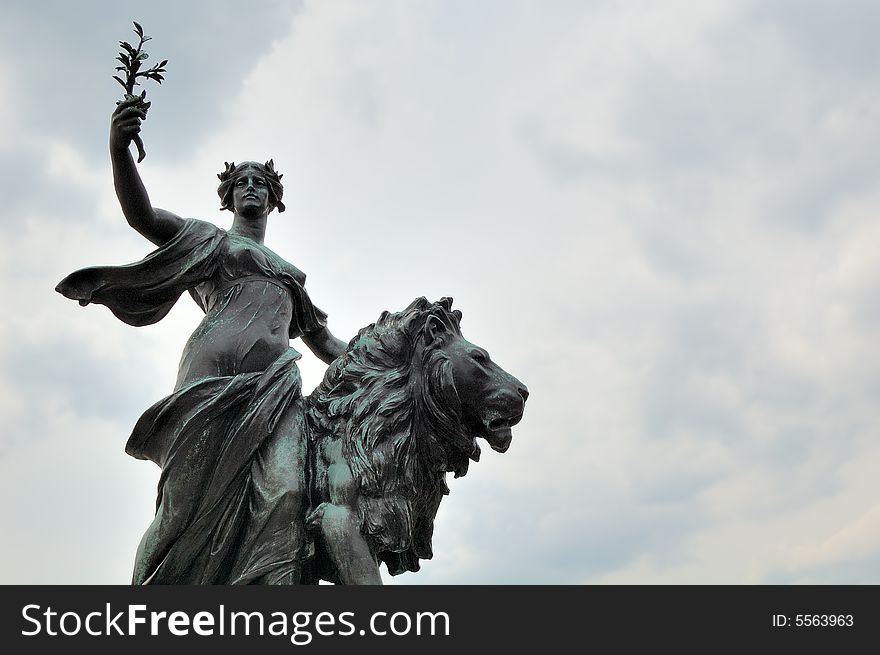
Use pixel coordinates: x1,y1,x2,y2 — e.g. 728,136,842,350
483,411,523,453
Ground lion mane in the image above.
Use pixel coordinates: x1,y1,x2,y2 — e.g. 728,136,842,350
307,297,481,575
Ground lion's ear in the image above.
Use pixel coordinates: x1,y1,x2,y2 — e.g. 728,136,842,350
424,313,448,345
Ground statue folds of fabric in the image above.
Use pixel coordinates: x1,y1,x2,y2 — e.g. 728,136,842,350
57,96,527,585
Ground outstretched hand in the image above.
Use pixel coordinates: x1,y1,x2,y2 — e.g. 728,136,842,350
110,95,151,162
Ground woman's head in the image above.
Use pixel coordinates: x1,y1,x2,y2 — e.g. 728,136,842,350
217,159,286,214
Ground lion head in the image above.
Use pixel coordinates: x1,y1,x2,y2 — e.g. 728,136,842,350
307,297,528,575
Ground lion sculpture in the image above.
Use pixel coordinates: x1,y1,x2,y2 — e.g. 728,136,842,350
303,297,528,584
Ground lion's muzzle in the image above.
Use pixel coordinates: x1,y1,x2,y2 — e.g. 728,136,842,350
482,384,527,453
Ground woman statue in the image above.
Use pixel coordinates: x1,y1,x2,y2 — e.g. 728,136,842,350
56,97,348,584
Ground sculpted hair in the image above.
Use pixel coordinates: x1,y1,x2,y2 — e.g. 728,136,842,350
307,297,473,575
216,159,286,213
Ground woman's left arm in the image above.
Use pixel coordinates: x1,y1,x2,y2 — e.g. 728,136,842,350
302,327,348,364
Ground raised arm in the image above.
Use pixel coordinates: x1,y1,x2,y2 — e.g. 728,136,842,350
110,98,184,246
302,326,348,365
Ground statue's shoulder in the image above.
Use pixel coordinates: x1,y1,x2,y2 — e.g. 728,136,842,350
184,217,225,237
282,258,307,287
163,218,228,252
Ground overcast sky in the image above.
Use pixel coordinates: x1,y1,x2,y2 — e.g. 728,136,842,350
1,0,878,584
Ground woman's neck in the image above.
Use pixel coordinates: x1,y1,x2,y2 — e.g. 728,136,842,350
229,213,267,244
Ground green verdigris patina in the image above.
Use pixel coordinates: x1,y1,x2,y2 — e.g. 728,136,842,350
56,30,527,584
304,296,527,584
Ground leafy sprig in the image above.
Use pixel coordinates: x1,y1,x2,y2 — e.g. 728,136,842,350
112,21,168,163
112,21,168,98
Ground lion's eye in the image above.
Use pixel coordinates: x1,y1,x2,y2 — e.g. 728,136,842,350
471,350,489,364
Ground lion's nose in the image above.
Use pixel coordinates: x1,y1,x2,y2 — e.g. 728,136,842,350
518,385,529,402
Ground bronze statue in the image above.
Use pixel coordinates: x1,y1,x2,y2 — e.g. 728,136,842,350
305,297,527,584
58,98,347,584
55,23,527,584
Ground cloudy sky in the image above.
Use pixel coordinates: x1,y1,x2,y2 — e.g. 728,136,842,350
1,0,878,584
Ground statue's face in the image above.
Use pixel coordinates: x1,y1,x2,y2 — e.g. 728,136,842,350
232,167,271,216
